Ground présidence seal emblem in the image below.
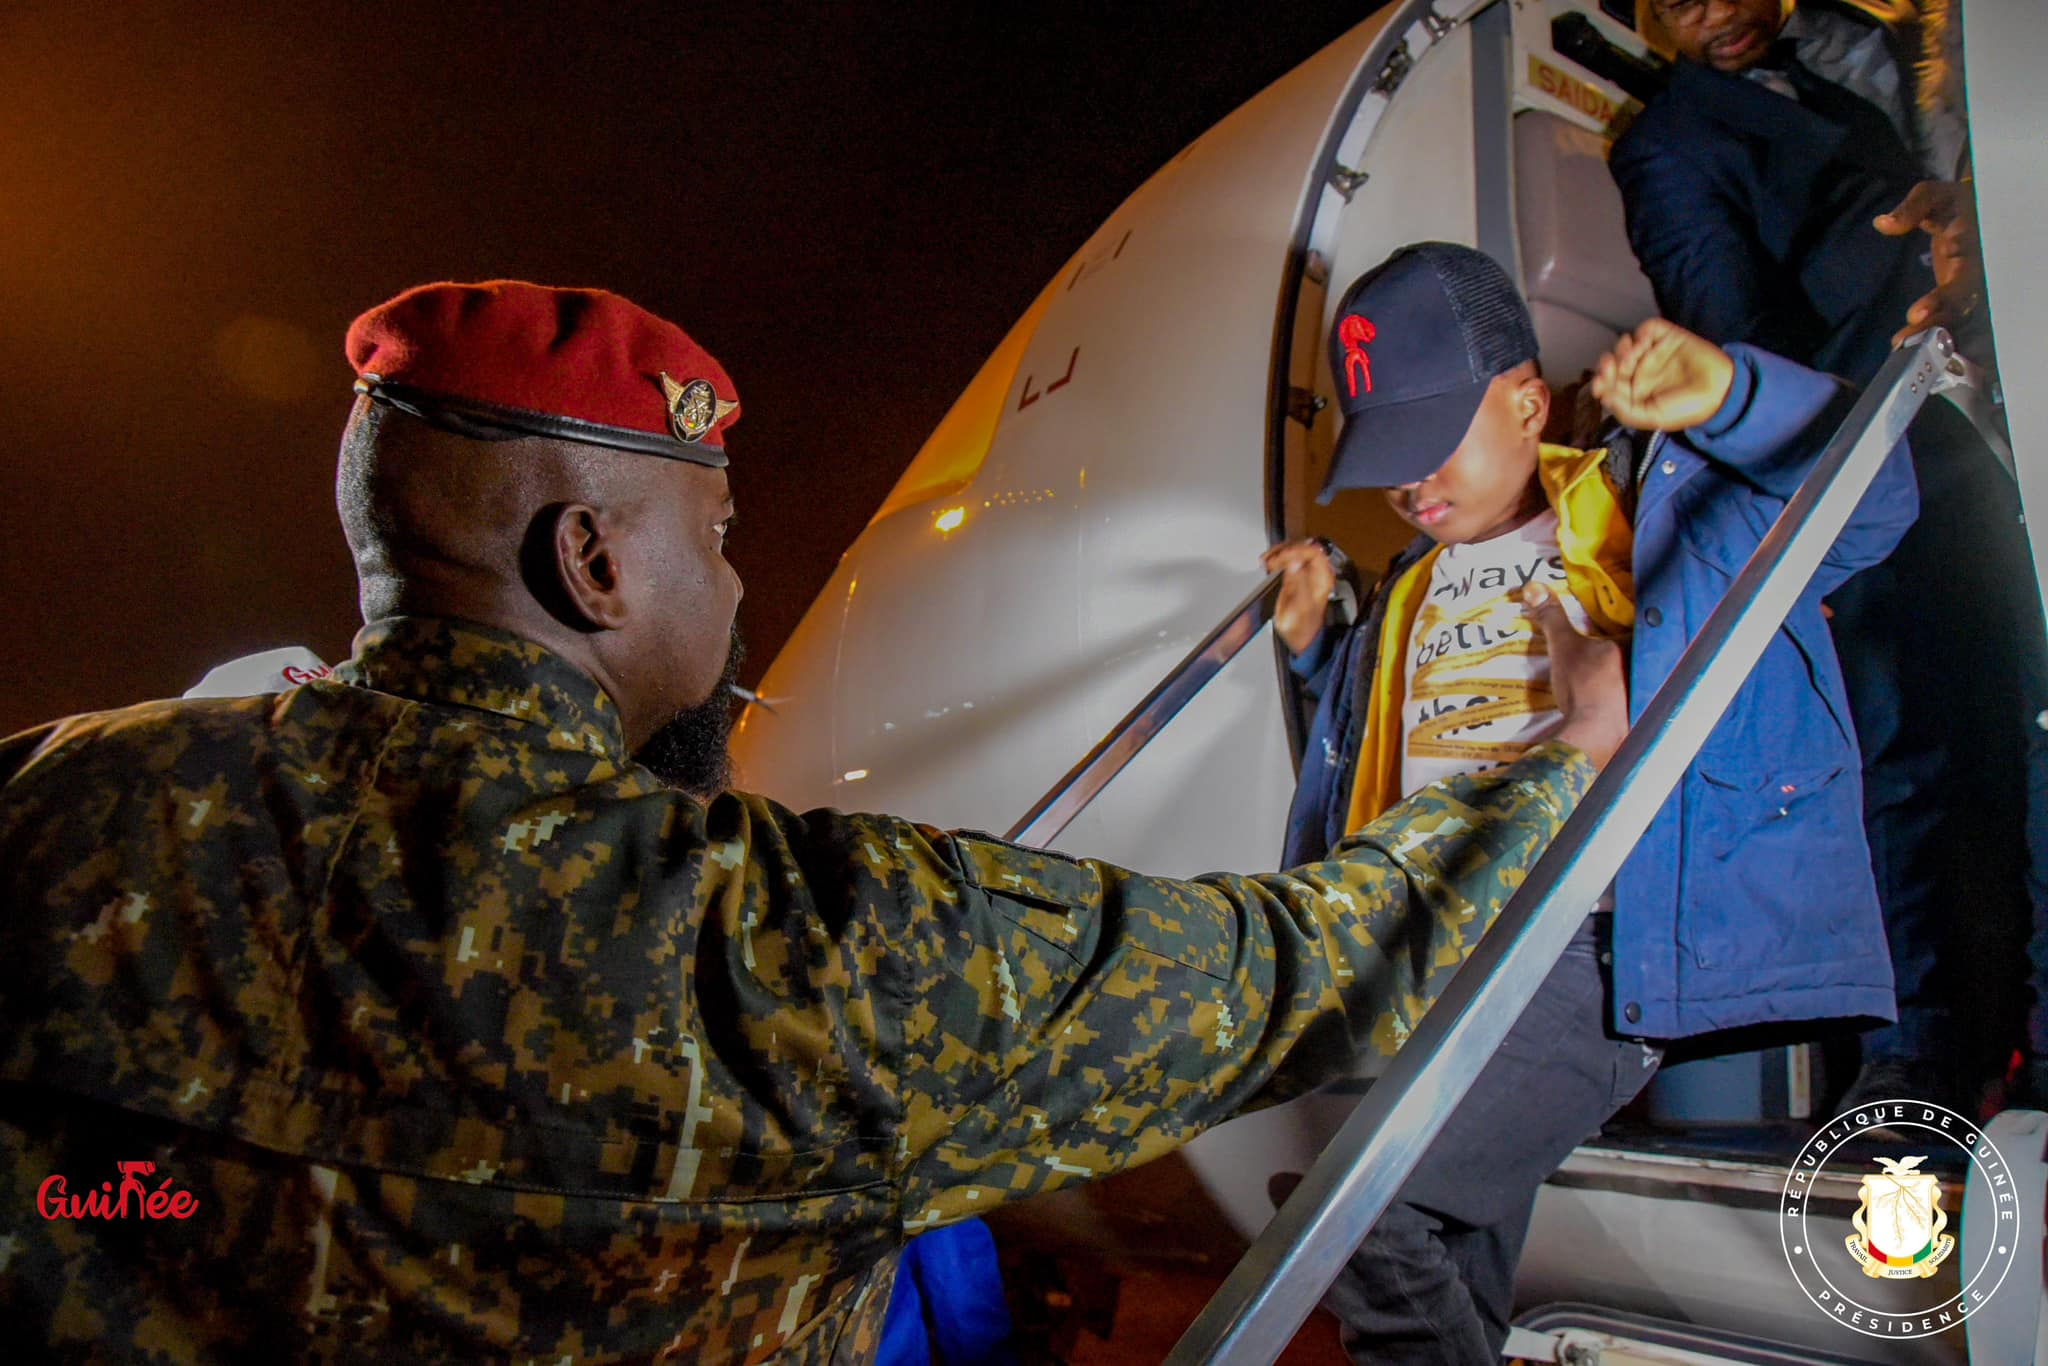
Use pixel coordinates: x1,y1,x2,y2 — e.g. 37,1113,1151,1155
1779,1099,2018,1341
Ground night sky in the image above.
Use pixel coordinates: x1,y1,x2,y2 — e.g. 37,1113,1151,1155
0,2,1377,735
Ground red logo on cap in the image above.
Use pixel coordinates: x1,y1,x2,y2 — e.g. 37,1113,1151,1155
1339,316,1376,398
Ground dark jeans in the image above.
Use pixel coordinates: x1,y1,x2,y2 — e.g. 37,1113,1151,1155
1321,915,1661,1365
1829,403,2048,1075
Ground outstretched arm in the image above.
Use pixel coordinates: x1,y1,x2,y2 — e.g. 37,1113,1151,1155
696,600,1622,1233
864,596,1619,1226
1591,319,1918,586
871,746,1595,1229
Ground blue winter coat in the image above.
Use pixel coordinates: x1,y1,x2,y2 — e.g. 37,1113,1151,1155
1282,346,1918,1039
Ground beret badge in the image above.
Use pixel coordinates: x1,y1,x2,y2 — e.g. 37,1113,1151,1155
660,372,738,445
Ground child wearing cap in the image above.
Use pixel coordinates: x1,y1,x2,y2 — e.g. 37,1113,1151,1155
1262,242,1917,1363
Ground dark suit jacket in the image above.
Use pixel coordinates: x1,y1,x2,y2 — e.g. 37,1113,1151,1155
1609,2,1934,385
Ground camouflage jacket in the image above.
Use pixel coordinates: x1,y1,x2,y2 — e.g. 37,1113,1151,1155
0,617,1592,1363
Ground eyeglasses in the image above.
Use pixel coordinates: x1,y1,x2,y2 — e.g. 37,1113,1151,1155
1651,0,1711,24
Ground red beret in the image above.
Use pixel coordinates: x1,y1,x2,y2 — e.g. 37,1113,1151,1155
346,280,740,467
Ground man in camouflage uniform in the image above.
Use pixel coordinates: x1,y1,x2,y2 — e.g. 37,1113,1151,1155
0,281,1625,1363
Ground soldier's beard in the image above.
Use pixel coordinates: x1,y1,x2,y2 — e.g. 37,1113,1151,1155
636,627,744,797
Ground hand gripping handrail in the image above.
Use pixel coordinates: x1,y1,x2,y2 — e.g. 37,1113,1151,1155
1006,571,1286,847
1167,331,1966,1365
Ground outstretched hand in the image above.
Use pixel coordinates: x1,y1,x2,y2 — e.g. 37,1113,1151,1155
1262,538,1338,656
1526,584,1628,769
1590,319,1736,433
1874,179,1984,353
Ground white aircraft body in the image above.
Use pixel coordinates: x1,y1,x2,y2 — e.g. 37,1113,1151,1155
732,2,2048,1361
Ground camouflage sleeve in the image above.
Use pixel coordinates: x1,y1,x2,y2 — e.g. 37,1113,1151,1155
797,740,1592,1232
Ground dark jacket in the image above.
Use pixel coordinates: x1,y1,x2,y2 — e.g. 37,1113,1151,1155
1284,346,1919,1039
1609,2,1933,385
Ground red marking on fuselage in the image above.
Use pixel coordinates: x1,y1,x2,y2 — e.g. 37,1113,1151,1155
1018,347,1080,411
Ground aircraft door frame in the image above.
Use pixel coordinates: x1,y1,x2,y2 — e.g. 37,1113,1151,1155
1964,2,2048,617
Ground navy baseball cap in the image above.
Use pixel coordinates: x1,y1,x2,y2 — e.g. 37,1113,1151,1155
1318,243,1539,501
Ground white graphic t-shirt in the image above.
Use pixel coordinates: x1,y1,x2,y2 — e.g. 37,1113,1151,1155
1399,509,1593,799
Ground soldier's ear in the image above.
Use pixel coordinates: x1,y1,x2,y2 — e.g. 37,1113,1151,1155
539,502,628,631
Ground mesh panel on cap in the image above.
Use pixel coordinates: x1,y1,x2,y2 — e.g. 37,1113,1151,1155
1414,243,1538,378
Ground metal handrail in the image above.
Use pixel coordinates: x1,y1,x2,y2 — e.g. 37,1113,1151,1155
1168,331,1964,1364
1006,571,1285,847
